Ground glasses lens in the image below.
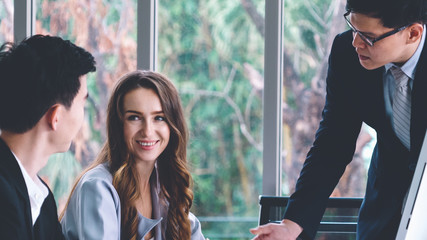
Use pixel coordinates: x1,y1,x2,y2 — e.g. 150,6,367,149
344,16,353,30
357,33,373,46
345,17,374,46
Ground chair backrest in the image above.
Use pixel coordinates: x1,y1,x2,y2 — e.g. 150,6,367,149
259,195,363,240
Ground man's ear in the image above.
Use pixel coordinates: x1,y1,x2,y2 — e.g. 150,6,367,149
407,23,424,43
46,105,61,131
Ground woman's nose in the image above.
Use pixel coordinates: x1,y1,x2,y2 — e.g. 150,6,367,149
140,121,154,136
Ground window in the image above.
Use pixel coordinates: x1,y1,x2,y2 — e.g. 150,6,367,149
0,0,14,43
281,0,374,197
11,0,376,238
157,0,265,238
35,0,137,211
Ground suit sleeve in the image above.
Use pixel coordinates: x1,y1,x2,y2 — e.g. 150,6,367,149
61,176,121,240
283,30,364,238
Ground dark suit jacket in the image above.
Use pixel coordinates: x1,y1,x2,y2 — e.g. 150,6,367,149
0,138,64,240
284,30,427,240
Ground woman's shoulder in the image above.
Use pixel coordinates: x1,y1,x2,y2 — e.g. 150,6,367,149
75,163,118,198
188,212,201,227
189,212,206,239
61,164,121,239
80,163,113,183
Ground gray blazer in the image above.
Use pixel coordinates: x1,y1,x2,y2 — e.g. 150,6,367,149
61,163,205,240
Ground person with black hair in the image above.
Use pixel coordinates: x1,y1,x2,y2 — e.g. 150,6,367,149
251,0,427,239
0,34,96,240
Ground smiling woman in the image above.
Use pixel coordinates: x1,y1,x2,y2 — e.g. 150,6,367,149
60,70,206,240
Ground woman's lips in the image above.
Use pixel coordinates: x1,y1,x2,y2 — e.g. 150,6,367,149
137,140,158,150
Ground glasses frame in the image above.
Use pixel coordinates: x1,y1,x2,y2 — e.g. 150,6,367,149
344,11,409,46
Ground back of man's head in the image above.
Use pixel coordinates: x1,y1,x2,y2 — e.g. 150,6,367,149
346,0,427,28
0,35,96,133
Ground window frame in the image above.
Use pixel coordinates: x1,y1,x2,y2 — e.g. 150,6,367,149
15,0,285,195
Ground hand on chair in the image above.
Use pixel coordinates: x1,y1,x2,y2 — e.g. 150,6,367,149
250,219,303,240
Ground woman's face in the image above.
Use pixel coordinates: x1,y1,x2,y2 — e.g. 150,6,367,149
122,87,170,164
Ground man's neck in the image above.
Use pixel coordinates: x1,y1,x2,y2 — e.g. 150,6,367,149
399,39,422,66
0,130,50,181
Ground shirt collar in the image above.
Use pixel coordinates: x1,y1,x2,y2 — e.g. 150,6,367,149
385,24,426,80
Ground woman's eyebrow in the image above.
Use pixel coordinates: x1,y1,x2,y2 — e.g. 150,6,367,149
125,110,141,114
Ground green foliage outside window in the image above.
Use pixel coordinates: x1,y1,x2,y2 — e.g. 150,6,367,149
28,0,370,239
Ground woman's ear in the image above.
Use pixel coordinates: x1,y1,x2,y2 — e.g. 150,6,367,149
46,105,60,131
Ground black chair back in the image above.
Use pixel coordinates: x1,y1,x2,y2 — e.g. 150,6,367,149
259,195,363,240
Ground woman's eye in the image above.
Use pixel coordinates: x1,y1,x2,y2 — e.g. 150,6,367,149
155,116,166,121
127,115,140,121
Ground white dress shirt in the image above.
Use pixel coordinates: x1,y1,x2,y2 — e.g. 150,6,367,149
12,152,49,225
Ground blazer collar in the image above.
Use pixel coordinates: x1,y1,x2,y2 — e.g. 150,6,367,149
136,165,166,240
0,138,30,198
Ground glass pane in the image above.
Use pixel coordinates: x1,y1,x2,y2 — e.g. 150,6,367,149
158,0,265,238
281,0,375,198
0,0,14,43
36,0,137,212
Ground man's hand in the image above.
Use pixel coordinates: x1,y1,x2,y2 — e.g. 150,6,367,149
250,219,303,240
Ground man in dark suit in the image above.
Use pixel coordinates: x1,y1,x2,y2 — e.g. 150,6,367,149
251,0,427,239
0,35,96,239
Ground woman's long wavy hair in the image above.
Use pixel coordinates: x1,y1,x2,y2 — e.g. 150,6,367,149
61,70,193,240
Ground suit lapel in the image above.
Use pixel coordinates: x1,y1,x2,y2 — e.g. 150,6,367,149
0,139,29,198
0,138,35,235
382,67,393,127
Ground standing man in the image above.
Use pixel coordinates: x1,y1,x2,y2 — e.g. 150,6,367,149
0,35,96,239
251,0,427,239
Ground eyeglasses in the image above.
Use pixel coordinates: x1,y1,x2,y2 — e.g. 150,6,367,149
344,11,408,46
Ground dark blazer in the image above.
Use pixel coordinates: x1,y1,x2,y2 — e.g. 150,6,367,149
284,30,427,240
0,138,64,240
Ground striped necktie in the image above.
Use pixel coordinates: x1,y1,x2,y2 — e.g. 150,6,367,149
390,66,411,150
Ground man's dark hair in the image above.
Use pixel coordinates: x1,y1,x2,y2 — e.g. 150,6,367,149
346,0,427,28
0,35,96,133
